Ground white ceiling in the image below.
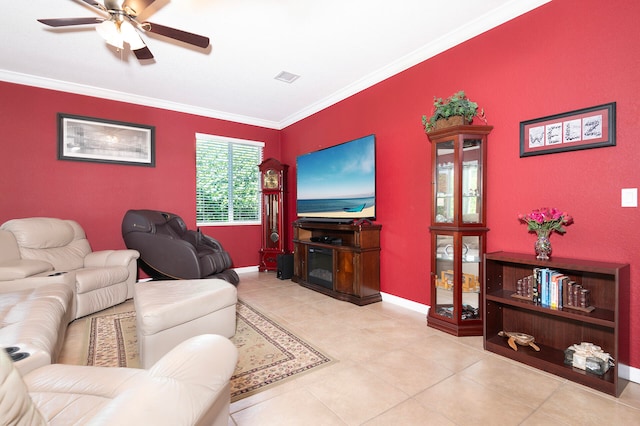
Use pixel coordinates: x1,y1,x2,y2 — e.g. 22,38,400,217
1,0,549,129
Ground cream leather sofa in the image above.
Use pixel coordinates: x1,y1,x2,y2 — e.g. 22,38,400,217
0,334,238,426
0,217,139,318
0,275,75,375
0,217,139,375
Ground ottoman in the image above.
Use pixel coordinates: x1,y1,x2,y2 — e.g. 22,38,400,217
134,279,237,368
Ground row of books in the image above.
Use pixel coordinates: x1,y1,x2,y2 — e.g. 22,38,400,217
515,268,591,310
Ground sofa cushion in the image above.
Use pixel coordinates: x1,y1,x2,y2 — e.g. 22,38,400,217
0,284,74,374
26,365,145,424
0,351,47,426
1,218,91,271
0,259,53,280
135,279,237,335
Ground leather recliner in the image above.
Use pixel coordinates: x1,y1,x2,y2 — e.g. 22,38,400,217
121,209,239,285
0,217,139,319
0,334,238,426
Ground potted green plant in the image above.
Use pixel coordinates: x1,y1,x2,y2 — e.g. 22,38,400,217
422,90,486,133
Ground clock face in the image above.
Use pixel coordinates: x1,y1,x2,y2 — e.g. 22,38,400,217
263,169,279,189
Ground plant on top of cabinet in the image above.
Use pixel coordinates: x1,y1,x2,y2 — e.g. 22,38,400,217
422,90,487,133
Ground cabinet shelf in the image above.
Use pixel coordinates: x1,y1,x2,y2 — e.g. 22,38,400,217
486,290,615,327
484,251,629,397
436,255,482,262
484,336,618,394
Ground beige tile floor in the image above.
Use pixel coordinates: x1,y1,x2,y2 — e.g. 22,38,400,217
60,271,640,425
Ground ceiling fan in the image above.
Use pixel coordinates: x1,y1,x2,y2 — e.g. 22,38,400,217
37,0,210,60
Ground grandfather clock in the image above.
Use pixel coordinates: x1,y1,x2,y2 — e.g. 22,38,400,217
258,158,288,271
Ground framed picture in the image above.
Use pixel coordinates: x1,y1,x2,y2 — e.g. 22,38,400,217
58,113,155,166
520,102,615,157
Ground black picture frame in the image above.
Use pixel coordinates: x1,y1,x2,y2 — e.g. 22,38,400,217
519,102,616,157
58,113,155,167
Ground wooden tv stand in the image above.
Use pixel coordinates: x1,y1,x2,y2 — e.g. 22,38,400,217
292,220,381,305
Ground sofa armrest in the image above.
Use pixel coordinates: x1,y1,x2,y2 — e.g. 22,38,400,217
0,259,53,281
84,250,140,268
36,335,238,426
150,334,238,386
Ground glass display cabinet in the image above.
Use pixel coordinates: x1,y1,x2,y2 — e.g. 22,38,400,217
427,125,492,336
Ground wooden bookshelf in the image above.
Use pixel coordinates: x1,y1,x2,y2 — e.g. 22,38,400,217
484,251,629,397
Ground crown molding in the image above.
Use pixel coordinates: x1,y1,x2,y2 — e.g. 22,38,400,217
0,69,281,130
1,0,549,131
278,0,551,128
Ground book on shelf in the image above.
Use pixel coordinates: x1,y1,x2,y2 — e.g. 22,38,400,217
525,267,593,312
550,273,568,310
532,268,540,304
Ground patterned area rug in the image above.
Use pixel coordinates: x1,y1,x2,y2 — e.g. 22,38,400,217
84,300,334,401
85,310,138,368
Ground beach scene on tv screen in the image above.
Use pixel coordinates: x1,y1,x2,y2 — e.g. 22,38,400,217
297,135,375,218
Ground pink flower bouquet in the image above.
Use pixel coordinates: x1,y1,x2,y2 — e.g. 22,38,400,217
518,207,573,234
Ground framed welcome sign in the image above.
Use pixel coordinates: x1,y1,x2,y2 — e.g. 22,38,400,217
520,102,615,157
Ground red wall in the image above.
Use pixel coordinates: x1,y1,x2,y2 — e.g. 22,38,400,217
281,0,640,368
0,82,281,268
1,0,638,369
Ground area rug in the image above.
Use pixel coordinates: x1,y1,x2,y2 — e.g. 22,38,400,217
83,300,335,401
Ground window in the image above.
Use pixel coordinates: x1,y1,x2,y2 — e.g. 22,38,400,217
196,133,264,225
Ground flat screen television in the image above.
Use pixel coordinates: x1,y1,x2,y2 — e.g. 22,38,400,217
296,134,376,222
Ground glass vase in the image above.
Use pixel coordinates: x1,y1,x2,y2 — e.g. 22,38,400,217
535,230,552,260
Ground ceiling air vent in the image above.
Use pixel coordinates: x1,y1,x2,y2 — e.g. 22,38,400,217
274,71,300,83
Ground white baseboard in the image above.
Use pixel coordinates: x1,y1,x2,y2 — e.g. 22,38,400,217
379,292,639,385
619,363,640,385
234,266,259,274
380,291,430,316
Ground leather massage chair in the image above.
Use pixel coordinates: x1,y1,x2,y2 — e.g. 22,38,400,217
121,210,239,285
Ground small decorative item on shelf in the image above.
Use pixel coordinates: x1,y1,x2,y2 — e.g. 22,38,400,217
512,275,534,300
421,90,487,133
564,342,614,375
498,331,541,352
518,207,573,260
564,281,595,312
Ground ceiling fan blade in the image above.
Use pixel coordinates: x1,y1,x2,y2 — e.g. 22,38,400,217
142,21,209,48
38,17,104,27
122,0,156,16
79,0,104,8
134,46,154,60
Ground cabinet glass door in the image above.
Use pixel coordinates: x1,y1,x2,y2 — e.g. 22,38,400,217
434,234,455,319
461,235,481,321
462,139,482,224
435,140,455,223
263,193,280,249
428,126,490,336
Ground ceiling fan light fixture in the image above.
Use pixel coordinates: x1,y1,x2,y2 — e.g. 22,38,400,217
120,20,146,50
96,20,124,49
37,2,210,62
